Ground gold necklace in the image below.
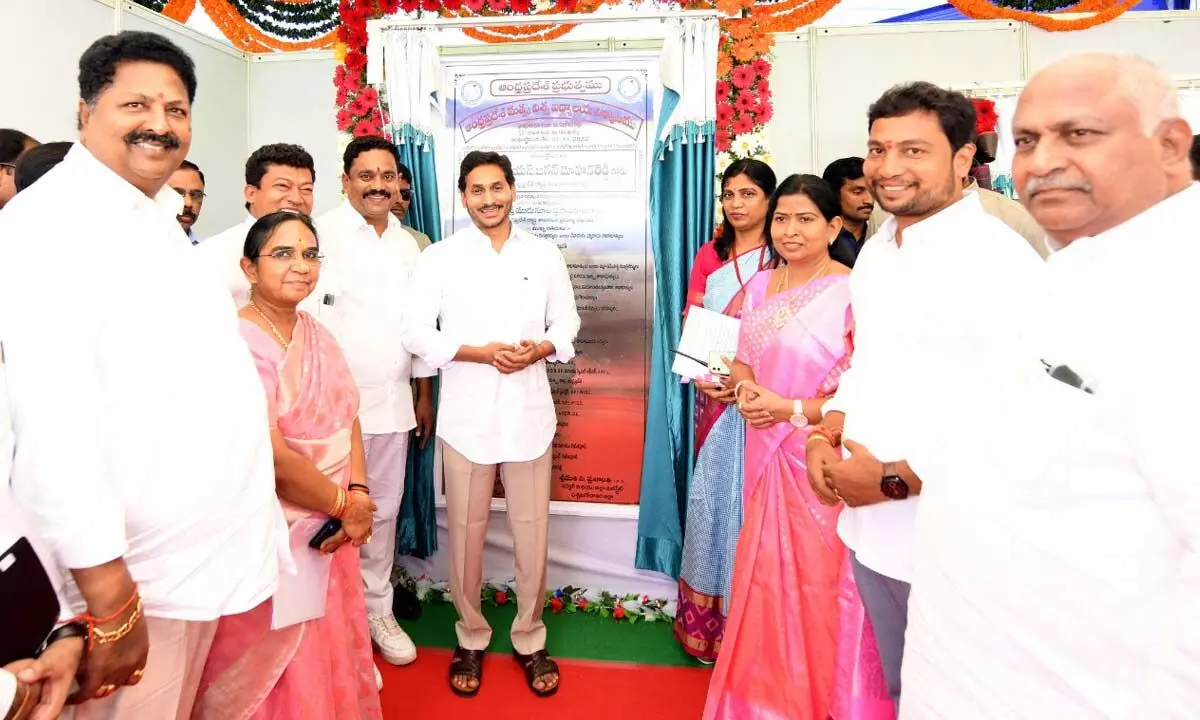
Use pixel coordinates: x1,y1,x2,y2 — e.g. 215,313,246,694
248,299,290,349
772,259,830,328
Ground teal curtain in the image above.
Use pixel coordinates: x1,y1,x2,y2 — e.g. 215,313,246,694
636,89,715,578
392,123,442,558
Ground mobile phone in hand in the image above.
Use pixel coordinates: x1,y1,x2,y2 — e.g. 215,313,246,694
307,518,342,550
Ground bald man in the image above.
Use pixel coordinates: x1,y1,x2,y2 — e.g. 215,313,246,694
899,53,1198,718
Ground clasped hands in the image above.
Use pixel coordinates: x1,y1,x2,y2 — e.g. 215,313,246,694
733,380,794,428
319,491,376,555
482,340,545,374
806,438,887,508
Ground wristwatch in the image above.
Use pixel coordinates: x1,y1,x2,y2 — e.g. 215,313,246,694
880,462,909,501
788,400,808,428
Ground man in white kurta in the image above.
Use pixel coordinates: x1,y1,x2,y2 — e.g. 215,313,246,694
196,143,318,308
316,136,434,666
0,31,285,720
901,54,1200,718
402,151,580,696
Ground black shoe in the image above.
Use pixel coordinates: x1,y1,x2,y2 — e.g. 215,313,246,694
393,584,423,621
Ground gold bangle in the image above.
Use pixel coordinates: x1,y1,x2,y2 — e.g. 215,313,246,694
807,433,833,446
92,597,144,646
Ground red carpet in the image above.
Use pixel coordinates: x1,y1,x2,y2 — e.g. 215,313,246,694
377,648,711,718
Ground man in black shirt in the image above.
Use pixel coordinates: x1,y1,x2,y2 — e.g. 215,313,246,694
822,156,875,267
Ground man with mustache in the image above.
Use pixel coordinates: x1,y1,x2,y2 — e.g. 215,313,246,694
803,82,1045,707
314,135,433,669
167,159,205,244
899,53,1199,718
822,156,876,267
198,143,317,308
0,31,285,719
402,150,580,699
390,161,432,251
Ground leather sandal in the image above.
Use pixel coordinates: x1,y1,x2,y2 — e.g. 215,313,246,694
513,649,560,697
448,646,484,698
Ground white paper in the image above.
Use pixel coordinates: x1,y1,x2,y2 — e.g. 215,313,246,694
672,306,741,381
271,516,333,631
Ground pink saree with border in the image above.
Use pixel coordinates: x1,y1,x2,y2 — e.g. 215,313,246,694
192,312,382,720
703,273,894,720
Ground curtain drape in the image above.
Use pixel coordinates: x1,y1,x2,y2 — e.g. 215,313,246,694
380,26,444,558
636,17,718,578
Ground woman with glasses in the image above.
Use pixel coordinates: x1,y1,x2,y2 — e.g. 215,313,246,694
192,211,383,719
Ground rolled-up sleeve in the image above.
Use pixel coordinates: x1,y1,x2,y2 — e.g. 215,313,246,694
401,249,459,371
2,296,126,570
543,247,580,363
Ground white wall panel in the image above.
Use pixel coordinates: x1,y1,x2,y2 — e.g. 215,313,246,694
763,33,815,177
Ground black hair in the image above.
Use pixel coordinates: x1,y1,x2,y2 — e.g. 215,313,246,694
0,129,36,165
1190,134,1199,181
342,136,400,174
867,81,977,153
242,211,319,261
397,161,413,185
457,150,515,193
177,159,204,185
78,31,197,108
246,143,316,186
765,174,842,263
715,158,777,262
14,142,72,193
821,157,865,194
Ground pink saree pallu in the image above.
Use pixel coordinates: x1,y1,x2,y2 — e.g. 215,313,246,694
192,313,382,720
703,274,894,720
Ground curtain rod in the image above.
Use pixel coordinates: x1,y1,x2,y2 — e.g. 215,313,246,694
368,8,718,31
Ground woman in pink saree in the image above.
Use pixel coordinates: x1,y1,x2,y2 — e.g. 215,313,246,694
192,212,383,719
704,175,894,720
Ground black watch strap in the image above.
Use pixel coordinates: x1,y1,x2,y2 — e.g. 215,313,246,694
39,621,88,656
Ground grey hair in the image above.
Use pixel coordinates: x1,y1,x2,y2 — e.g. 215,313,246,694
1038,52,1179,135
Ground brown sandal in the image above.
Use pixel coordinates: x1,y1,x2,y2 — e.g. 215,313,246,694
448,646,484,698
513,649,560,697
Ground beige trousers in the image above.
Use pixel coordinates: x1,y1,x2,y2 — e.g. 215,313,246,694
64,616,218,720
441,440,552,655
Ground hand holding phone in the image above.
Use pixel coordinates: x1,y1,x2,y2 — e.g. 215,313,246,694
308,519,342,550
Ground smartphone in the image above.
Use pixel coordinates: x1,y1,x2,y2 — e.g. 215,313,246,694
308,518,342,550
707,351,732,377
0,538,60,667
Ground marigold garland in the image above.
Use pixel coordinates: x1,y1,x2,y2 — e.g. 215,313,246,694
947,0,1138,30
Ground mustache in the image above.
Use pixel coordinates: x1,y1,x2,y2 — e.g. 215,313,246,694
363,189,391,199
1024,174,1092,197
124,130,180,149
178,210,196,220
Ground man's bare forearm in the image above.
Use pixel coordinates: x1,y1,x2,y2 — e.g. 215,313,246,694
71,559,137,617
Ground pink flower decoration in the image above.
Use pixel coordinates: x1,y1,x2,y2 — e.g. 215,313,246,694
715,129,732,152
349,96,371,117
716,104,734,125
352,121,379,138
359,87,379,105
731,64,755,90
732,114,754,135
464,0,486,10
336,87,349,107
751,58,770,78
421,0,440,10
487,0,507,10
715,81,731,105
735,93,754,111
337,108,354,132
756,102,774,125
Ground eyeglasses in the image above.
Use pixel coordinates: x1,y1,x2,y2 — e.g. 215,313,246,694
258,247,324,264
397,189,412,201
172,187,206,202
0,162,14,175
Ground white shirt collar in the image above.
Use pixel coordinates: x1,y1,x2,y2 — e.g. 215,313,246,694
331,199,404,236
1045,182,1199,264
877,191,984,249
68,142,184,218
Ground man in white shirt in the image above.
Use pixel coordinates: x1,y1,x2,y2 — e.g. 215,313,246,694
403,150,580,698
0,31,284,719
900,53,1199,719
167,159,205,244
804,82,1045,706
197,143,316,307
315,135,433,666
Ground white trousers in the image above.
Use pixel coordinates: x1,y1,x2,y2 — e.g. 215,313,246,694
359,431,410,617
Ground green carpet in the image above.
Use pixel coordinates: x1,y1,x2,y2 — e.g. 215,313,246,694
397,603,704,668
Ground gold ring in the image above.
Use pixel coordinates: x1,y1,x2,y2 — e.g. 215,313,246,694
129,668,145,684
96,684,117,698
364,533,373,544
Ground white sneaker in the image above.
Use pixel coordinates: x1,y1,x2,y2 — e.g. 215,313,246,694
368,613,418,666
374,663,384,691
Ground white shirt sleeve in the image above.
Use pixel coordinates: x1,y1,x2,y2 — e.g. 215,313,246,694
542,246,581,363
3,302,127,570
401,249,459,371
